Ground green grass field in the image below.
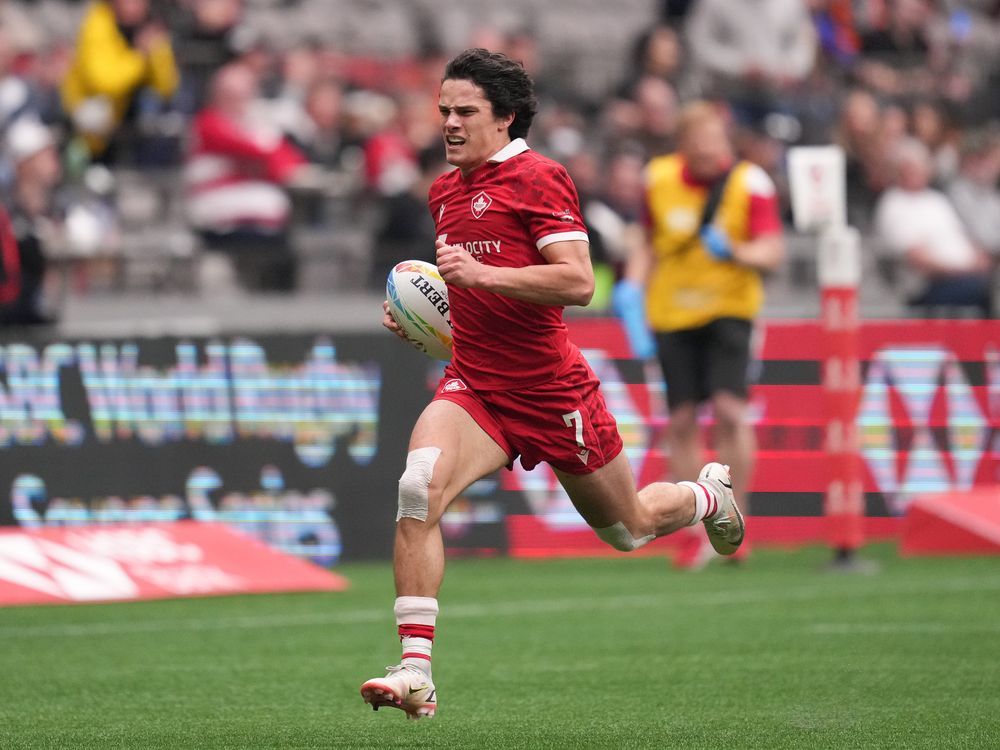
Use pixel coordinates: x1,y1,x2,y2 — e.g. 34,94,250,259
1,545,999,749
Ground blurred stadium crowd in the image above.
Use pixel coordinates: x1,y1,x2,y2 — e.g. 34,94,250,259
0,0,997,323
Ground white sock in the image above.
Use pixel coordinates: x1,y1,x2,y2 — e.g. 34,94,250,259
679,480,720,525
394,596,438,678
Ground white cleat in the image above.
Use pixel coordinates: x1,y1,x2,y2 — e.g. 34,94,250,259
698,462,745,556
360,664,437,720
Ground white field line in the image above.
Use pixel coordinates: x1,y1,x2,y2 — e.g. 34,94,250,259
1,575,999,640
809,622,1000,635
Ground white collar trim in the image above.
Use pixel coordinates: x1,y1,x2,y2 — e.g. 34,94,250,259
487,138,530,163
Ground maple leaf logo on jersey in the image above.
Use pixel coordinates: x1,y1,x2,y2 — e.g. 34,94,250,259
470,191,492,219
442,378,467,393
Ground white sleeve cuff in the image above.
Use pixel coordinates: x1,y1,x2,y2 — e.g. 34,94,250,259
536,230,589,250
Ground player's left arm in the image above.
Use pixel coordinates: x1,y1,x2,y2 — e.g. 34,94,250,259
436,237,594,306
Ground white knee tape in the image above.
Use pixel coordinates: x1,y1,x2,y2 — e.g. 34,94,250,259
397,447,442,522
594,521,654,552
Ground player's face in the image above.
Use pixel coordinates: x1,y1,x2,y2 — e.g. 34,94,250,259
438,78,514,175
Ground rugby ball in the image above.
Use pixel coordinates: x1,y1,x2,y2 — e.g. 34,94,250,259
386,260,453,360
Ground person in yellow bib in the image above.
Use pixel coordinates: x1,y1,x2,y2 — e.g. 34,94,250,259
617,101,784,567
61,0,179,162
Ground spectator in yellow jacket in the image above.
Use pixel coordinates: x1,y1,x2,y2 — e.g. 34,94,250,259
61,0,179,162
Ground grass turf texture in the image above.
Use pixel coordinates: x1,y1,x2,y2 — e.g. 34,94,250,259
0,544,998,749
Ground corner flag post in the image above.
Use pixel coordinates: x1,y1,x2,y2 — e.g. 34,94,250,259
818,226,864,559
788,145,865,564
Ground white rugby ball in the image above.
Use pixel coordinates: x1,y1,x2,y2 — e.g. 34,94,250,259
386,260,453,360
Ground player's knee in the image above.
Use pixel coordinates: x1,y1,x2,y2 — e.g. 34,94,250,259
397,447,442,522
593,521,654,552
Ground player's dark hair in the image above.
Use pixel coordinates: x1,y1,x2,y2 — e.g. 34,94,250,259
443,48,538,140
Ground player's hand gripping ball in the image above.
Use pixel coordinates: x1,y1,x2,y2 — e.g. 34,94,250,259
386,260,454,360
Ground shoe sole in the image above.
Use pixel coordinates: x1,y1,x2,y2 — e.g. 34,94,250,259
701,464,745,556
360,679,436,719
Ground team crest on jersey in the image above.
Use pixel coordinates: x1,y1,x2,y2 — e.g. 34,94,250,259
441,378,467,393
470,191,493,219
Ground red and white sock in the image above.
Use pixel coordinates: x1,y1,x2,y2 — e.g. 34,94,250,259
394,595,438,677
679,480,720,525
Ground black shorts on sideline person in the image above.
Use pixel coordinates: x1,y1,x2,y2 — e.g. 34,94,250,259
655,317,753,408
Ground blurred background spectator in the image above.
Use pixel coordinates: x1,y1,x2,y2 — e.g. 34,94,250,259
834,88,888,229
618,22,686,96
1,116,60,324
946,127,1000,259
171,0,249,114
288,76,346,170
0,26,37,136
874,136,993,318
685,0,817,135
368,147,446,290
61,0,180,167
855,0,943,100
909,98,960,183
184,62,308,293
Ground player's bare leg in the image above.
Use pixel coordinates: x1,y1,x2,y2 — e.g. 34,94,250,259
556,451,743,554
361,399,508,719
555,452,694,542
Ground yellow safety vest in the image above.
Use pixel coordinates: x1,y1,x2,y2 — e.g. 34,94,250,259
645,154,764,331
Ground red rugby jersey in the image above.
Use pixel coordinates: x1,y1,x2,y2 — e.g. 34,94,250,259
429,139,590,390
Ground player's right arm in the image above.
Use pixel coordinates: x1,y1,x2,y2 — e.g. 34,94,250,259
436,237,594,307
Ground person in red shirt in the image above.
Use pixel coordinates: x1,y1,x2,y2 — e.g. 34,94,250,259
184,63,308,291
360,49,747,720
